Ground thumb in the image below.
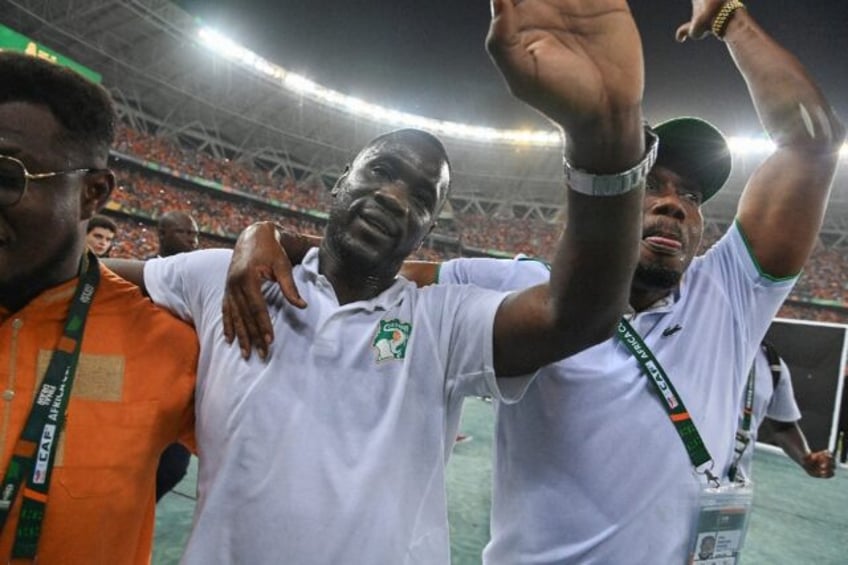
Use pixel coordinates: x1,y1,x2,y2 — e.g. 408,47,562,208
486,0,519,65
675,22,691,43
272,258,306,309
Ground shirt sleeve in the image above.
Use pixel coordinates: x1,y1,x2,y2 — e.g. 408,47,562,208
437,258,558,403
422,284,533,405
766,359,803,423
439,256,550,291
143,248,233,325
696,222,798,349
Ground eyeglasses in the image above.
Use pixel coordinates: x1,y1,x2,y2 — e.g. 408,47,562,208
0,155,103,207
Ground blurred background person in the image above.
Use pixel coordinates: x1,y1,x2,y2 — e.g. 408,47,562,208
155,210,199,257
154,210,199,502
731,340,835,481
85,214,117,257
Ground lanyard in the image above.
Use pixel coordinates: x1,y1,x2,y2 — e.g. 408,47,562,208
616,318,719,486
728,366,756,482
0,252,100,559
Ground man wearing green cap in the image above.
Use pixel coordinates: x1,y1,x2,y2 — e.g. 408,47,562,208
219,1,844,563
444,3,843,563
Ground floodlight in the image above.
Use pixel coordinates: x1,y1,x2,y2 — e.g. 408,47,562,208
195,27,848,157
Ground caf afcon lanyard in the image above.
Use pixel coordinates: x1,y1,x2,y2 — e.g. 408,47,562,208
616,318,719,486
0,252,99,559
728,367,756,482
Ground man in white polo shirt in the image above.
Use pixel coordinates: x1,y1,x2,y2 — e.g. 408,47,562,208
416,4,845,564
110,1,654,563
730,341,835,481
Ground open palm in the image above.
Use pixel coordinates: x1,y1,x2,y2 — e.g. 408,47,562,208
486,0,643,133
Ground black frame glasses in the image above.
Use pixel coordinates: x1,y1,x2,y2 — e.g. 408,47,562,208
0,154,104,207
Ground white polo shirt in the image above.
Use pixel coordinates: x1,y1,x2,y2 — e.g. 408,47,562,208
736,350,802,478
144,247,522,565
439,223,797,565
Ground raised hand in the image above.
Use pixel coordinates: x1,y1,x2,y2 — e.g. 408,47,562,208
675,0,728,41
486,0,643,147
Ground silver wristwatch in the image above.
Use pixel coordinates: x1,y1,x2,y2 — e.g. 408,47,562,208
564,127,659,196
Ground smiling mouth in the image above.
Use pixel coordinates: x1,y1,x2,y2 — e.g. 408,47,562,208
356,208,397,237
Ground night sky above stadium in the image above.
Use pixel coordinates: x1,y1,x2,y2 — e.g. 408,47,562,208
178,1,847,136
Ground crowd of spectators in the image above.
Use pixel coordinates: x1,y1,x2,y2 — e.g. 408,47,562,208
778,302,848,325
110,168,307,238
114,125,331,211
105,123,848,323
106,212,449,263
458,214,562,257
791,247,848,305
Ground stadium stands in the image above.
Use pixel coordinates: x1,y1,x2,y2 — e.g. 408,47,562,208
105,124,848,323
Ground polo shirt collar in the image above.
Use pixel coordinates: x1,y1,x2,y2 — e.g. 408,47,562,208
301,248,409,313
625,283,684,319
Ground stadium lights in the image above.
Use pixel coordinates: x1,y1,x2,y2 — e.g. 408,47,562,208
197,27,560,146
727,136,775,155
729,136,848,158
197,27,848,156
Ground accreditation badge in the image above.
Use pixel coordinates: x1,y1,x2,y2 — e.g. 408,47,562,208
687,481,754,565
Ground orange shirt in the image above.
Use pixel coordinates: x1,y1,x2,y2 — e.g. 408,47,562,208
0,265,197,564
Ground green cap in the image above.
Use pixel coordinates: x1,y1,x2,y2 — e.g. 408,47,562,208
653,117,732,203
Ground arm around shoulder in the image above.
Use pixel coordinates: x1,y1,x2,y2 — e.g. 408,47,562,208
103,258,148,294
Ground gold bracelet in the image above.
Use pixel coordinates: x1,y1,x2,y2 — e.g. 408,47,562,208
711,0,746,38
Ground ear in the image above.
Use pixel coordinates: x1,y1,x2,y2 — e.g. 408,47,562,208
330,165,351,197
414,222,437,252
426,221,436,238
80,170,115,220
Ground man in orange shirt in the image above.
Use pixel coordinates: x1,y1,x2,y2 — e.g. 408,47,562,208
0,52,197,563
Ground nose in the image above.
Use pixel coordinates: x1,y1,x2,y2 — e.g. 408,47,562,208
650,195,686,221
373,184,407,217
648,183,687,221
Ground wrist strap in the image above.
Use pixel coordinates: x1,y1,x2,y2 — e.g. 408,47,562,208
712,0,746,38
564,126,658,197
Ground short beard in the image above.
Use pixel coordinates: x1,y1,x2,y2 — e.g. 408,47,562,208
632,261,681,292
323,211,404,278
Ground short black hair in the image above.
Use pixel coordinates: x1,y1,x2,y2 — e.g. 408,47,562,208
0,51,115,161
366,129,451,172
87,214,117,234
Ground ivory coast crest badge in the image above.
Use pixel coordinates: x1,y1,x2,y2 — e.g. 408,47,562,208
372,319,412,362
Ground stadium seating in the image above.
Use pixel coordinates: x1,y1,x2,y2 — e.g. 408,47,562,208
104,125,848,323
